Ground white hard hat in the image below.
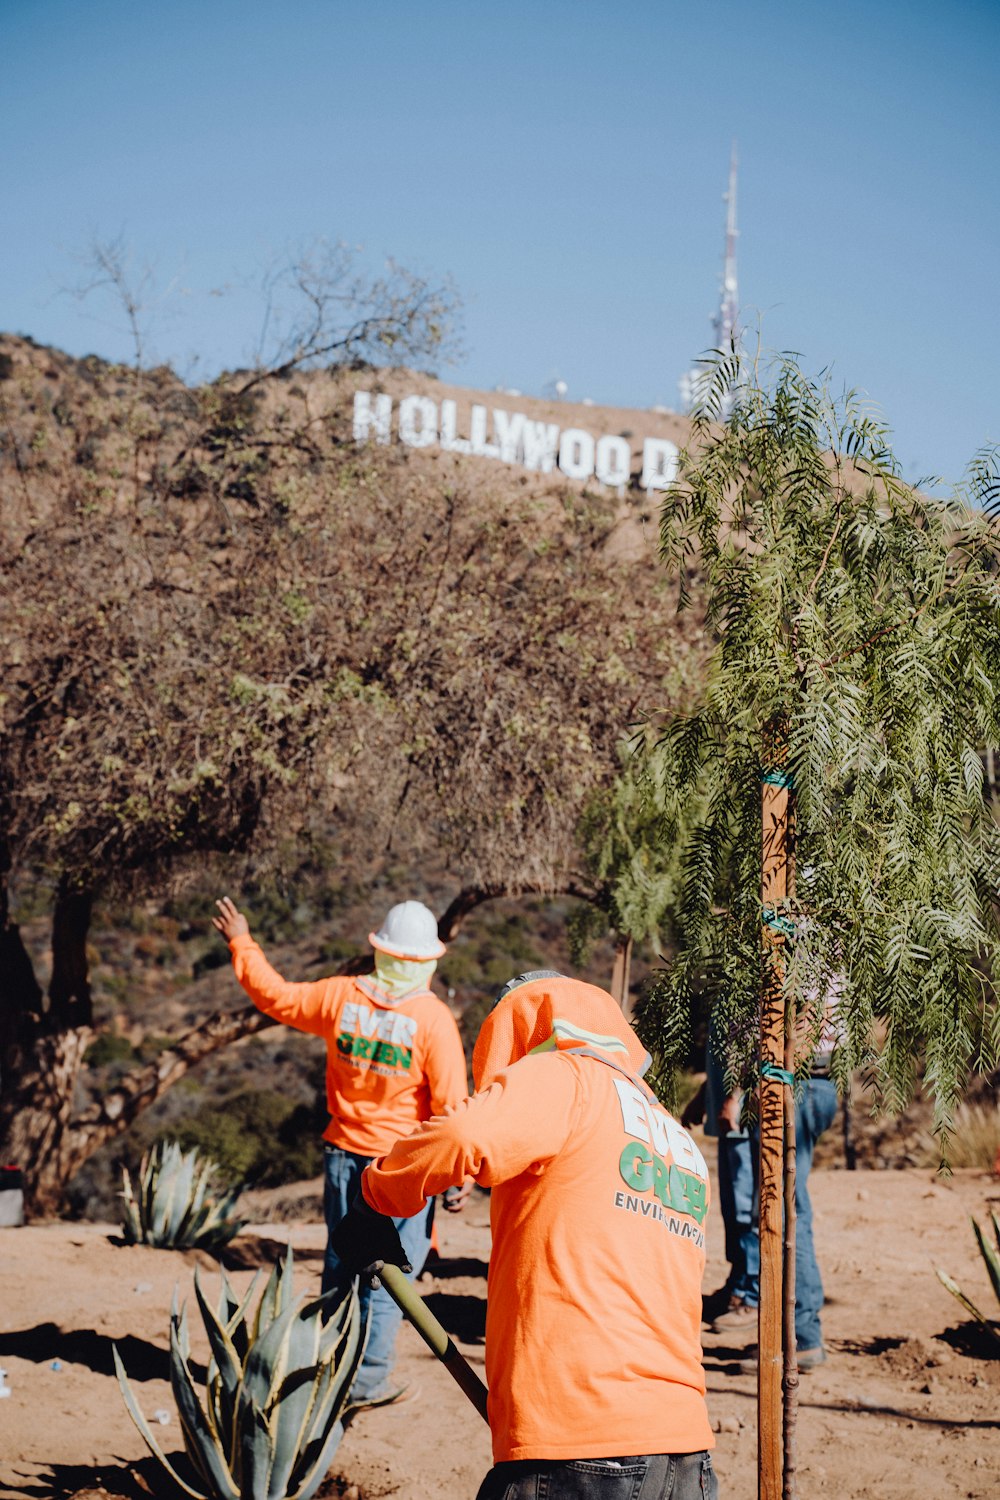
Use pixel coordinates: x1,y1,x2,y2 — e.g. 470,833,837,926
369,900,446,961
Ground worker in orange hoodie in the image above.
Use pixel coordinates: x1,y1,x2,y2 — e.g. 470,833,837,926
332,970,718,1500
213,895,470,1408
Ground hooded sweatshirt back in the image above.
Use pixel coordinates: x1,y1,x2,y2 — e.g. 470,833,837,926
363,974,713,1463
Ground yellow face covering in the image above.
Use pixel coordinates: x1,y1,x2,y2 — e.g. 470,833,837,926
373,950,437,999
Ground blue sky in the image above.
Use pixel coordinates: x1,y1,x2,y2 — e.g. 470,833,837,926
3,0,997,486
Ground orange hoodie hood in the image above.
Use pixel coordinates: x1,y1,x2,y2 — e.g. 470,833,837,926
472,970,651,1090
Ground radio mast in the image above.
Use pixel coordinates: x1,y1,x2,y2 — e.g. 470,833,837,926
714,142,740,352
679,143,742,414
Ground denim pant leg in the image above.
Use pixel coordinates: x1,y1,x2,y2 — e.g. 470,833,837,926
321,1144,434,1399
473,1451,718,1500
793,1079,838,1351
716,1131,738,1282
722,1132,758,1306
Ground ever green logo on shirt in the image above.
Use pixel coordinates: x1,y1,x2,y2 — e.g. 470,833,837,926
618,1141,708,1225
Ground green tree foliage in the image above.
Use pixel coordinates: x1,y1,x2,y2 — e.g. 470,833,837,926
624,352,1000,1135
168,1089,325,1187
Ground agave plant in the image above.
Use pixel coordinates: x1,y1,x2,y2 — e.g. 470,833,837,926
115,1249,363,1500
936,1212,1000,1349
121,1140,248,1251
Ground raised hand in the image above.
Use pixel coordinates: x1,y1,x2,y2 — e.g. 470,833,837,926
212,896,250,944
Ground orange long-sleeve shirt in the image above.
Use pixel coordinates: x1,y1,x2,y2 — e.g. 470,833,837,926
228,933,468,1157
363,1047,714,1462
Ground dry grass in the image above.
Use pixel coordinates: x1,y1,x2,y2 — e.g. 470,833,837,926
917,1101,1000,1171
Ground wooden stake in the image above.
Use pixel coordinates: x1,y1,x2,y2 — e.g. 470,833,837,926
759,738,791,1500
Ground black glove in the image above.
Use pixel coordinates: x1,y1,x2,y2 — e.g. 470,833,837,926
330,1194,411,1276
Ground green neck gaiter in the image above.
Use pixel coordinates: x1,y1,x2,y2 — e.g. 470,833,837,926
373,951,437,999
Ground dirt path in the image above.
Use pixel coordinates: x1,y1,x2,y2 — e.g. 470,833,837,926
1,1166,998,1500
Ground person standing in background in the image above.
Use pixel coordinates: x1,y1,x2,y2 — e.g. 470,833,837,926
684,1021,759,1332
213,894,471,1408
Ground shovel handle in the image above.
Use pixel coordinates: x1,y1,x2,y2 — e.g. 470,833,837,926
374,1261,490,1424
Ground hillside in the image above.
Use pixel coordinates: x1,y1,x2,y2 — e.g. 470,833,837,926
0,333,713,1214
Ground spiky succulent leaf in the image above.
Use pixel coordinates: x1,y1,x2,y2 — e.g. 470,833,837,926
114,1344,208,1500
288,1416,351,1500
264,1313,329,1499
971,1214,1000,1306
239,1399,276,1500
169,1311,241,1500
253,1258,284,1342
225,1269,261,1365
935,1268,1000,1347
194,1266,244,1450
303,1309,362,1460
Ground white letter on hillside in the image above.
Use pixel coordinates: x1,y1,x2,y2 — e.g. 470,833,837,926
521,419,560,472
440,399,471,454
398,394,438,448
493,408,526,464
595,434,631,488
641,437,679,491
470,404,500,459
558,428,595,481
353,391,392,445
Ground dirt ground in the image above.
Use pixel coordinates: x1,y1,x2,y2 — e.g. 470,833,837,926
1,1162,998,1500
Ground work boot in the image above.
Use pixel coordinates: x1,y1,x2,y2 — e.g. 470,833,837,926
346,1382,421,1414
701,1285,733,1324
738,1346,826,1375
710,1296,758,1333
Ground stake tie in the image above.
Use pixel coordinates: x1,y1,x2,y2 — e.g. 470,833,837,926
760,1062,795,1087
761,906,796,938
760,769,795,789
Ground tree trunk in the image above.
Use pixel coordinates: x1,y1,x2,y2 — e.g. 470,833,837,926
781,1040,799,1500
1,876,97,1215
49,878,94,1028
610,933,633,1015
4,1027,94,1214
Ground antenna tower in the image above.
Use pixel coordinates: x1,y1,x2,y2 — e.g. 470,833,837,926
714,142,740,351
679,144,742,414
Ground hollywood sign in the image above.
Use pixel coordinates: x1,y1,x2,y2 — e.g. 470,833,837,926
353,390,679,491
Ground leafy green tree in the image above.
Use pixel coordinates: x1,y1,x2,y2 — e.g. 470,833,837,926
629,353,1000,1129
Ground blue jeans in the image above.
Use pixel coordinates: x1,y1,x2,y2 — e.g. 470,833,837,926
475,1451,718,1500
716,1131,758,1306
749,1078,839,1349
321,1144,433,1400
791,1078,838,1350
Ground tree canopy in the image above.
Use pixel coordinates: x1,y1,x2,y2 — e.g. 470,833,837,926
615,352,1000,1136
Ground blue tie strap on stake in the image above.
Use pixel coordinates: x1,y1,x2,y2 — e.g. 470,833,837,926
760,769,795,789
761,906,796,939
760,1062,795,1087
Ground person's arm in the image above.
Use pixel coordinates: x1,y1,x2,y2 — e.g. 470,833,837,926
716,1091,744,1136
681,1080,707,1129
362,1053,580,1220
212,896,332,1035
421,1006,476,1212
424,1007,470,1118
